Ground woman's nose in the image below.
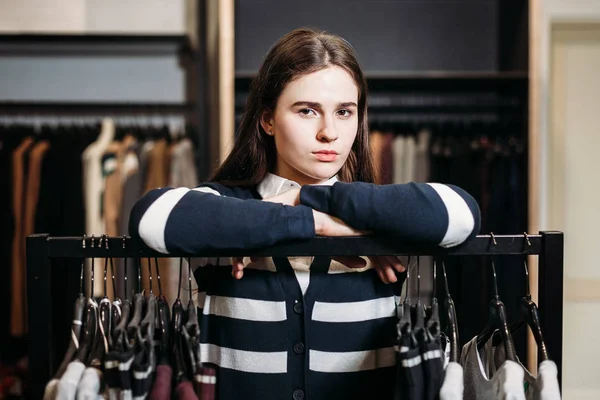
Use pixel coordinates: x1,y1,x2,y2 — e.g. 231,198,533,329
316,120,338,142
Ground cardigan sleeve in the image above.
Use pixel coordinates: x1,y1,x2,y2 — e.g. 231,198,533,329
299,181,481,248
128,185,315,254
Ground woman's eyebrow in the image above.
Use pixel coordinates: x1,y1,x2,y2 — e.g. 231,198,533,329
291,101,357,108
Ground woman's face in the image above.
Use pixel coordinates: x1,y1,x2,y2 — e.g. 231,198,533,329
261,66,359,186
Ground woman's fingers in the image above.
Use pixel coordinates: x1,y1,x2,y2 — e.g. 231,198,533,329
384,256,406,273
332,256,367,269
375,267,387,284
368,256,402,284
232,257,245,279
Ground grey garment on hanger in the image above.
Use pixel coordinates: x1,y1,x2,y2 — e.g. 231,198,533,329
56,360,86,400
460,336,526,400
482,335,561,400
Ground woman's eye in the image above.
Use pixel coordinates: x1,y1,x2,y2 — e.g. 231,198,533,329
299,108,316,116
337,109,353,117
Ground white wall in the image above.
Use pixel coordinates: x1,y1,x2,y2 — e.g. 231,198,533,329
531,1,600,399
0,0,188,34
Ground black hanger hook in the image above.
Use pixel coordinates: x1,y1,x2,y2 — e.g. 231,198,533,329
417,256,421,302
405,255,411,300
136,258,142,295
177,258,183,300
432,257,437,300
188,258,192,295
103,239,109,298
489,233,500,300
80,234,86,296
123,236,128,299
90,234,95,297
154,257,163,296
442,260,450,298
147,258,153,295
523,232,532,297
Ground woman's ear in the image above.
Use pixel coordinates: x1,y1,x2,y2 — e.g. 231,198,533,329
260,110,274,136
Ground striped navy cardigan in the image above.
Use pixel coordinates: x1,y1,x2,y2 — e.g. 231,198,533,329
129,173,480,400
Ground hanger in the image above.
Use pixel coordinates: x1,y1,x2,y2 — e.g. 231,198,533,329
476,233,517,361
154,257,171,362
76,235,98,364
183,258,201,373
442,259,460,363
398,257,417,348
109,256,121,328
424,259,441,344
53,236,88,377
137,258,157,348
113,236,132,351
89,235,111,365
411,257,432,344
491,233,549,362
127,257,145,346
172,258,188,382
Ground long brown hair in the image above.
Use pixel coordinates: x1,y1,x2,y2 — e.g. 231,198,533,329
211,27,376,186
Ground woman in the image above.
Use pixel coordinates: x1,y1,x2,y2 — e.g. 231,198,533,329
129,27,480,400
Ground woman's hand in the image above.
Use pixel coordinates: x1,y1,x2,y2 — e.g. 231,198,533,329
333,256,406,284
312,210,368,237
231,254,405,283
231,256,264,280
247,188,402,284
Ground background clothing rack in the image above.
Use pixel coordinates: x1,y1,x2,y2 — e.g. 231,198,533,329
25,232,564,399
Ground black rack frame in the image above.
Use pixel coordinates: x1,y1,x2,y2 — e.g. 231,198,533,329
26,231,564,398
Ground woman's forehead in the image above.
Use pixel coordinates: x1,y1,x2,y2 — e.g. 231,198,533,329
279,67,358,105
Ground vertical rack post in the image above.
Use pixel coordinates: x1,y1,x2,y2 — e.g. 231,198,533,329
538,231,564,386
26,234,52,399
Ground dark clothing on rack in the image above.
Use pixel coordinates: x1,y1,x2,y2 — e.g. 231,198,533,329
421,341,444,400
132,342,154,399
394,335,424,400
429,133,529,360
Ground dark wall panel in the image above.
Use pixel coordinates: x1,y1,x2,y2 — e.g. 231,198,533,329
235,0,498,74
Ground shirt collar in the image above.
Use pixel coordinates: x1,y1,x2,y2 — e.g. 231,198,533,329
257,173,338,198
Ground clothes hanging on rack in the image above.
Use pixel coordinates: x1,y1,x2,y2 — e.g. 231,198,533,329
0,119,200,382
479,335,561,400
461,336,526,400
439,362,464,400
370,120,529,360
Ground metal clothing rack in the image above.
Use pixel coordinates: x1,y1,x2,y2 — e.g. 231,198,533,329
26,232,564,399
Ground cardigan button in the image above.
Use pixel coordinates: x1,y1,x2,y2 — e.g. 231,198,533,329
293,389,305,400
293,342,305,354
293,302,303,314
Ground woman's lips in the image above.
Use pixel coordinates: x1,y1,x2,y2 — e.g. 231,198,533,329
313,151,338,162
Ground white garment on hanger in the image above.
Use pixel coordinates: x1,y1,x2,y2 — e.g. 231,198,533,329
440,361,464,400
82,119,115,297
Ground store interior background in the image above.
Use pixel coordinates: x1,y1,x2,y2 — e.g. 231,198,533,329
1,1,600,399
